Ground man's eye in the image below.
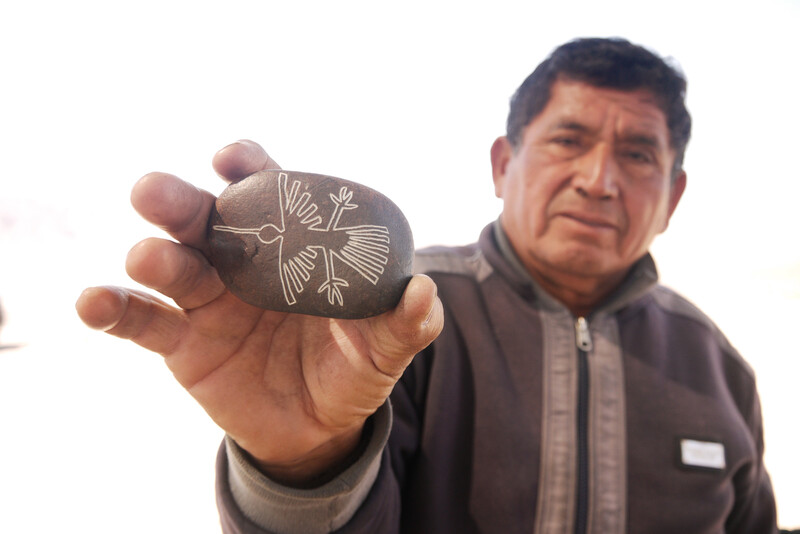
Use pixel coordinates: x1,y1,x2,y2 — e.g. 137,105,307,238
622,150,653,163
552,137,580,147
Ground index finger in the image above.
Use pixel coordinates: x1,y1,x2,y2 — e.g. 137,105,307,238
131,172,217,252
131,140,282,251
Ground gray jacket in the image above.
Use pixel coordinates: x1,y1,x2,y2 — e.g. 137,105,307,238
216,222,778,533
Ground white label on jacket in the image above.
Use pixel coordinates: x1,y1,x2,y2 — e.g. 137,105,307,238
680,439,726,470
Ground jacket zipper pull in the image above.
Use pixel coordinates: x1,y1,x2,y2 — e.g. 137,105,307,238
575,317,593,352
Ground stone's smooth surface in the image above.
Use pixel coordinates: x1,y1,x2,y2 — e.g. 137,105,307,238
208,170,414,319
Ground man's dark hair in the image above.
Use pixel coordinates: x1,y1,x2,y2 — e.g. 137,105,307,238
507,37,692,178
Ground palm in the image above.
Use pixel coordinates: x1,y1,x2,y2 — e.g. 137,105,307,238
165,289,391,464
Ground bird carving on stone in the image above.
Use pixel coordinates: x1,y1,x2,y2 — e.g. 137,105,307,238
212,172,391,308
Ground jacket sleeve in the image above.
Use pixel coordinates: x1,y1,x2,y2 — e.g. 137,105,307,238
726,385,779,533
215,401,403,534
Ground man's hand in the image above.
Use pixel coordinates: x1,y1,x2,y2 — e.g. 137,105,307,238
75,140,443,486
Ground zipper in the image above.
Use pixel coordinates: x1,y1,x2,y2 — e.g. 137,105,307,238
575,316,593,352
574,316,592,534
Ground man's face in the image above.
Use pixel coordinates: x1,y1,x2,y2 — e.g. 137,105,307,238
492,79,686,288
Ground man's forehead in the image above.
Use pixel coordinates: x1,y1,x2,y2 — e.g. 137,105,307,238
537,80,669,141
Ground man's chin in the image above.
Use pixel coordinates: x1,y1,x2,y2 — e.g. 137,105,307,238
540,249,624,281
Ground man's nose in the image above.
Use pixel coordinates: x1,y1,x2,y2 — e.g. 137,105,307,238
573,143,619,200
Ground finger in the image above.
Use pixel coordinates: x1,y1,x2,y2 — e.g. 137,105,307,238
130,172,217,252
126,238,226,310
363,274,443,378
132,140,279,250
75,286,188,356
212,139,281,183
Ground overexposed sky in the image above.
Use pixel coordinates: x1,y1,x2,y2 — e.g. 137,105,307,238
1,1,798,531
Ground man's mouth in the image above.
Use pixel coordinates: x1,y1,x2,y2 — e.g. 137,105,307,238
556,212,618,231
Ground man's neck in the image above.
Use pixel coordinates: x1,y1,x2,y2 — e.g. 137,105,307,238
492,221,626,317
524,266,626,318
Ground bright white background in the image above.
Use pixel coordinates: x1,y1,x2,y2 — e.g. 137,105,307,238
1,1,798,531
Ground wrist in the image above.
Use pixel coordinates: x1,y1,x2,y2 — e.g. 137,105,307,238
246,420,372,489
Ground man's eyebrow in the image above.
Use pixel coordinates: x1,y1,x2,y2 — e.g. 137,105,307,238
551,120,590,132
549,120,666,148
619,132,661,148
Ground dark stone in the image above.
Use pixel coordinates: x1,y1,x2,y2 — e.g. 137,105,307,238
207,170,414,319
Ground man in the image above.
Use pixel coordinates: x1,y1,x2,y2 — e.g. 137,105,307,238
76,38,778,532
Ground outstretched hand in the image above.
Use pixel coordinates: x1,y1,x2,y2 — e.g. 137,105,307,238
75,140,443,485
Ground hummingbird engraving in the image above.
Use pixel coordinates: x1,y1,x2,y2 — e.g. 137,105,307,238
213,172,391,308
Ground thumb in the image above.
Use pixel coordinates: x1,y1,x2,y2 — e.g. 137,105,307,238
364,274,443,378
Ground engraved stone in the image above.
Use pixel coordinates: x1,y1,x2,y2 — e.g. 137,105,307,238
208,170,414,319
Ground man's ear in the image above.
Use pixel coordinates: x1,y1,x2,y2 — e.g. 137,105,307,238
490,136,513,199
662,170,687,232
